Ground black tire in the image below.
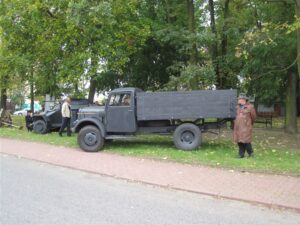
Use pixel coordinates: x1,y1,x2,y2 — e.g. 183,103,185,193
33,120,47,134
77,125,104,152
173,123,201,151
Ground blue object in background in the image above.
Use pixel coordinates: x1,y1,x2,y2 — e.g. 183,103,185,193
21,102,42,111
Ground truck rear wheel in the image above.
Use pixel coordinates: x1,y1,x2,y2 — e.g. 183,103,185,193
173,123,201,151
33,120,47,134
78,125,104,152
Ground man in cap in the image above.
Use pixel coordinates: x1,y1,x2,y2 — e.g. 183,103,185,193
59,97,71,137
233,94,256,158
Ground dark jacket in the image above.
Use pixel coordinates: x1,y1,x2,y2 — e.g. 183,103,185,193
25,115,33,127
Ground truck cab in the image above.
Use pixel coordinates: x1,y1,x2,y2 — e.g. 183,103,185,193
105,88,141,133
74,88,141,151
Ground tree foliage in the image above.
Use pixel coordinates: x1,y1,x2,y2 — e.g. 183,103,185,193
0,0,299,132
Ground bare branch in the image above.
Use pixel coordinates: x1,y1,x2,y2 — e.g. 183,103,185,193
46,10,56,19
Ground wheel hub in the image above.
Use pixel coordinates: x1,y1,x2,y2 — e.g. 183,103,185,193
181,131,194,143
84,133,97,146
36,124,42,131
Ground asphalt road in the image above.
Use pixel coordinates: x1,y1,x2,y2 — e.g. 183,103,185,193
0,154,299,225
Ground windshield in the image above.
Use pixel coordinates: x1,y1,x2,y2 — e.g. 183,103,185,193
50,103,60,111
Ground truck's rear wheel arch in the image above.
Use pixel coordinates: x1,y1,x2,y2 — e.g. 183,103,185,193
173,123,201,151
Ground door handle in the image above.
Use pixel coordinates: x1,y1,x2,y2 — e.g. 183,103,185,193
128,109,133,112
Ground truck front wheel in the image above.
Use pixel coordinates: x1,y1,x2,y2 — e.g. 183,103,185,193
173,123,201,151
77,125,104,152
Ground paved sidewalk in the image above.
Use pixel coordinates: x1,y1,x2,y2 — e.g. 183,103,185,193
1,137,300,211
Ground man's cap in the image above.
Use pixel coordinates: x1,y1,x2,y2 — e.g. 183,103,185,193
238,93,248,100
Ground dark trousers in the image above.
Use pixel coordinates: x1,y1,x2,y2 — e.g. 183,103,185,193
238,143,253,157
25,116,33,132
26,124,33,132
59,117,71,136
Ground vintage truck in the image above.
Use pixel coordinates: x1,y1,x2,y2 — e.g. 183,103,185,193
74,88,237,152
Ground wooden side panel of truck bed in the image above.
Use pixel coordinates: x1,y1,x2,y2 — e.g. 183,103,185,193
136,90,237,121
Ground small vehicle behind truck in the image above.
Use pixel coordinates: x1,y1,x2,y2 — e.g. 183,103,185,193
74,88,237,152
32,99,89,134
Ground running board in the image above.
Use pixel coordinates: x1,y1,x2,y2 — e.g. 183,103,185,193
105,135,136,140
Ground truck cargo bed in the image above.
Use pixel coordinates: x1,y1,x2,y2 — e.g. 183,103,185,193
137,90,237,121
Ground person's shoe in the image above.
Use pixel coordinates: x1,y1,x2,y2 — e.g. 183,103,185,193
237,155,244,159
59,132,62,137
248,153,254,158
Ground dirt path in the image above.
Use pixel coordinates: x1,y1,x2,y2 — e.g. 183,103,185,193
1,137,299,211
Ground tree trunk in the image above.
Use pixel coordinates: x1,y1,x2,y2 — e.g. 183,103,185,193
253,2,262,30
187,0,197,64
30,71,34,113
164,0,171,23
88,52,98,103
1,88,7,111
208,0,220,87
297,78,300,117
285,71,298,134
0,74,8,111
88,77,96,103
30,81,34,113
221,0,229,57
220,0,230,88
74,82,80,94
296,0,300,79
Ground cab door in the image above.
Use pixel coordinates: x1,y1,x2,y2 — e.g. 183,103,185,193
106,92,137,133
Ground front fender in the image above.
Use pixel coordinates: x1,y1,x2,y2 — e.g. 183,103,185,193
32,115,46,123
74,117,105,137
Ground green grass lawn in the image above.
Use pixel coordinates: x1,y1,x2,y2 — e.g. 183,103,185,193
1,125,299,176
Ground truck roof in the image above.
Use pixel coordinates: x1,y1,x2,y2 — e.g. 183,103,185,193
111,87,143,93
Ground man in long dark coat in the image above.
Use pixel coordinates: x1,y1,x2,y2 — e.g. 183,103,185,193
233,95,256,158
